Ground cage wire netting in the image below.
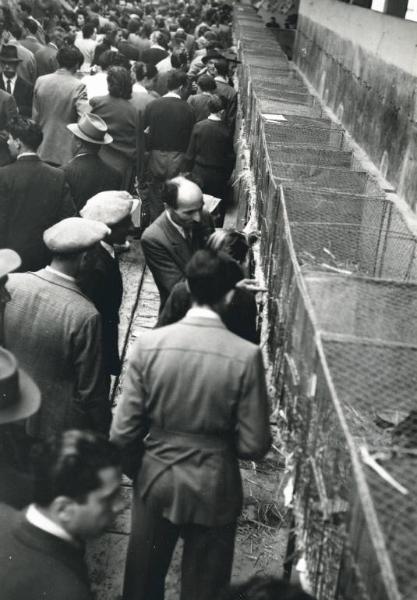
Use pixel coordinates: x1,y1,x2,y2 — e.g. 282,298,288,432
235,5,417,600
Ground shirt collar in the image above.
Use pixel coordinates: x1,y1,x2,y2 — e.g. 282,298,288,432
45,265,76,282
165,209,186,238
208,114,221,121
151,43,165,50
186,306,221,320
3,73,17,83
164,91,181,99
101,240,115,258
215,75,228,84
17,152,38,159
26,504,74,543
49,42,58,50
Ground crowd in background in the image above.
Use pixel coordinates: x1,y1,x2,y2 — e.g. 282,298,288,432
0,0,315,599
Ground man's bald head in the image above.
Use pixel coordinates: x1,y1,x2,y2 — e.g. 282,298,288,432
164,176,204,228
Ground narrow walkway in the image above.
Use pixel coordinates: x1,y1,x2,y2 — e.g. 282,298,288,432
86,230,287,599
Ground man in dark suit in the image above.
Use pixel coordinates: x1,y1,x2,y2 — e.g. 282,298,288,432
79,192,137,382
0,116,76,272
63,112,121,211
185,95,235,224
141,176,214,311
0,45,33,117
0,88,17,166
110,250,271,600
207,57,237,132
144,70,195,220
0,429,123,600
34,26,65,76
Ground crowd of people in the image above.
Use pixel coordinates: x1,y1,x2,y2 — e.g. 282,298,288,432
0,0,314,599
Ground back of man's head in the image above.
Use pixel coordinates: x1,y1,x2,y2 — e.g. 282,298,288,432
208,94,224,114
213,58,229,77
186,250,243,306
82,22,95,39
197,73,216,93
57,45,84,70
32,430,121,509
166,68,187,91
8,115,43,151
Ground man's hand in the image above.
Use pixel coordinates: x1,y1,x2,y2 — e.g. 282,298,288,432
236,279,267,293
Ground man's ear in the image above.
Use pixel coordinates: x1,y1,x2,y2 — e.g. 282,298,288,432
50,495,78,526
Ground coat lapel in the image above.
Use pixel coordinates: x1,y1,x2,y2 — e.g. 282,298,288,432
158,213,192,268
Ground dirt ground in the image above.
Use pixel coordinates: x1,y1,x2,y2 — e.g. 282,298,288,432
86,239,289,599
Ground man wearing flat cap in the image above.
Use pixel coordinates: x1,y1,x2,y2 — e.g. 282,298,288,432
62,113,122,211
3,218,112,441
79,191,138,384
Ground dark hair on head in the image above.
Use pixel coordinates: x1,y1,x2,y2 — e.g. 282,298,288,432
208,95,224,114
31,430,121,507
99,49,118,70
197,74,216,92
145,62,158,79
7,115,43,151
134,61,146,81
127,18,140,33
220,576,316,600
107,65,132,99
212,58,229,77
204,30,217,42
57,45,84,70
178,15,190,31
49,26,66,43
112,52,131,70
206,230,250,264
186,250,243,306
8,22,22,39
170,51,187,69
163,179,180,209
141,23,152,38
82,22,95,38
23,17,38,34
154,30,168,49
166,69,187,91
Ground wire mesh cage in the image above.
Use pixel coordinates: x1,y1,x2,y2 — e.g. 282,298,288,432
236,7,417,600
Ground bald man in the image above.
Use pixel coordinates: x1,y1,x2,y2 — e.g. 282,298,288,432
141,176,214,311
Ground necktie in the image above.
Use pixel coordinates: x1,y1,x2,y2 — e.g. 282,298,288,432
6,79,12,95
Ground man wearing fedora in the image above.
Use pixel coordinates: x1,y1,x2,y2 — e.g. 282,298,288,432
0,346,41,509
3,217,112,441
0,116,76,272
63,113,121,211
0,249,41,509
0,45,33,117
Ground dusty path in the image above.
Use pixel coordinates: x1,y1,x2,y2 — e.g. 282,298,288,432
86,239,288,599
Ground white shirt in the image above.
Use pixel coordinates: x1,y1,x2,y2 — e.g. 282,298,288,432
17,152,38,159
186,306,221,320
163,91,181,99
156,55,173,73
132,82,148,94
45,266,76,282
101,240,115,258
26,504,74,543
2,74,17,94
208,114,222,122
81,71,108,99
214,75,229,85
75,37,97,73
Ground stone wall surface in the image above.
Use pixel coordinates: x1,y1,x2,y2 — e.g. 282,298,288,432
295,0,417,210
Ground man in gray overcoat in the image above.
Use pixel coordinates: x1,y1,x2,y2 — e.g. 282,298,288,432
111,249,271,600
3,217,112,440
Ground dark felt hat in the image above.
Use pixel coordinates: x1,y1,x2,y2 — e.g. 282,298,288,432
0,45,22,63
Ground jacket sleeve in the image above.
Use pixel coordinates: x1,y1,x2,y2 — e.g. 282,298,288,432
32,81,40,122
141,236,185,301
235,347,271,460
110,342,149,476
184,125,197,170
72,313,111,435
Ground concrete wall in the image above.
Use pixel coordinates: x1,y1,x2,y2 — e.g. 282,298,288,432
294,0,417,211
